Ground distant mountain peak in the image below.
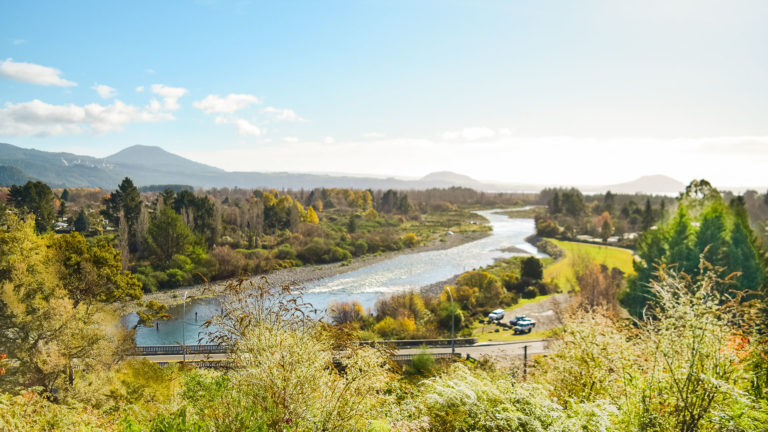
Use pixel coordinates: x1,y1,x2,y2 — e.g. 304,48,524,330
420,171,480,185
606,174,684,194
105,144,224,174
107,144,177,159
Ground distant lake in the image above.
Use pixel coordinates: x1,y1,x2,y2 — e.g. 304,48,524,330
129,209,544,346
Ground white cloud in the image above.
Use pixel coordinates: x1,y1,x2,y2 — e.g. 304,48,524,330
12,39,26,46
234,118,263,136
261,106,304,122
193,93,260,114
442,126,498,141
283,136,299,143
92,83,117,99
363,132,385,138
136,86,145,92
145,68,155,74
323,136,336,144
0,99,173,136
150,84,188,110
0,58,77,87
213,116,264,136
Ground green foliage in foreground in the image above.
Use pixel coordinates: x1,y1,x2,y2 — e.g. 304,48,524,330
3,267,767,431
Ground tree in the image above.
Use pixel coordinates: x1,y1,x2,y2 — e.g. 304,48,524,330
8,180,55,233
521,256,544,281
102,177,142,252
728,219,764,294
303,206,319,224
172,190,217,246
548,191,562,215
665,206,698,276
695,204,729,272
48,232,142,308
0,215,128,393
624,227,667,317
74,209,90,233
397,194,411,215
597,211,613,242
642,198,654,230
603,190,615,214
60,188,70,202
146,207,192,267
561,188,586,218
455,271,504,309
437,301,464,331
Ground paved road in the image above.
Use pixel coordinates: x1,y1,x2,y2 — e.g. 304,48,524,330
137,339,550,364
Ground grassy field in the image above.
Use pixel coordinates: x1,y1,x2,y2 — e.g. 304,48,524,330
543,239,635,291
400,209,491,244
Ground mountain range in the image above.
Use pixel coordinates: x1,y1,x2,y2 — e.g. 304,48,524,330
0,142,688,194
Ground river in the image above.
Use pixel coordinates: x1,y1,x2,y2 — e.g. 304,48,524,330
131,209,543,346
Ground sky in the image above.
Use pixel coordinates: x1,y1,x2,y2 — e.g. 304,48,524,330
1,0,768,187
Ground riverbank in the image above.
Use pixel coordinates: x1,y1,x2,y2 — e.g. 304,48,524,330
123,230,491,313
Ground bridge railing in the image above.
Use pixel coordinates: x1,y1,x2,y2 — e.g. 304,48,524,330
135,344,227,356
135,338,478,356
358,337,477,348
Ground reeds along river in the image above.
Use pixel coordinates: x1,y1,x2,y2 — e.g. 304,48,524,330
129,209,545,346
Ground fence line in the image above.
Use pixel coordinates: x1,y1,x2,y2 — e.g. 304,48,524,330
136,338,478,356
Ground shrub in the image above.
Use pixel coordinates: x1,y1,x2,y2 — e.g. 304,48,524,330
327,300,365,325
169,254,192,271
437,301,464,331
274,243,297,261
536,218,561,237
210,245,247,279
372,316,416,339
163,268,186,288
412,364,616,431
298,238,328,263
328,246,352,262
522,285,539,299
406,347,436,376
402,233,419,248
136,273,158,293
352,239,368,256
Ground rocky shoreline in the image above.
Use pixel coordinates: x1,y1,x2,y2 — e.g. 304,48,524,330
122,230,490,314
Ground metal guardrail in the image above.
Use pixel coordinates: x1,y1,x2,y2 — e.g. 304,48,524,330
136,338,478,356
358,338,477,348
136,344,226,356
392,352,461,363
150,353,461,369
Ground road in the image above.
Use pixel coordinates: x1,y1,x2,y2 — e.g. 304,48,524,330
136,339,550,364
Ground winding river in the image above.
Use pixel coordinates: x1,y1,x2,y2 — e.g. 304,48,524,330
131,209,543,346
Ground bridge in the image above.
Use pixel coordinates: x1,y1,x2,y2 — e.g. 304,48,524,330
134,338,550,367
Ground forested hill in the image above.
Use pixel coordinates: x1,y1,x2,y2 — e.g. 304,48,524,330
0,142,514,190
0,142,691,194
0,165,34,186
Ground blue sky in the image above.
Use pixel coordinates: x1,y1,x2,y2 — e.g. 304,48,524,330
2,0,768,187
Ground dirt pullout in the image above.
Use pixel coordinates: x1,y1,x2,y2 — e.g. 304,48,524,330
123,230,490,313
509,293,572,332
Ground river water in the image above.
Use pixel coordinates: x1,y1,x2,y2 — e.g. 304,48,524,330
130,209,543,346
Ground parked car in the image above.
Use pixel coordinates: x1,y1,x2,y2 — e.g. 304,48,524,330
509,315,527,326
513,319,536,334
488,309,505,321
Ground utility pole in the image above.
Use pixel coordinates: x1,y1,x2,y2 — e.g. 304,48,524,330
182,291,188,363
523,345,528,380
